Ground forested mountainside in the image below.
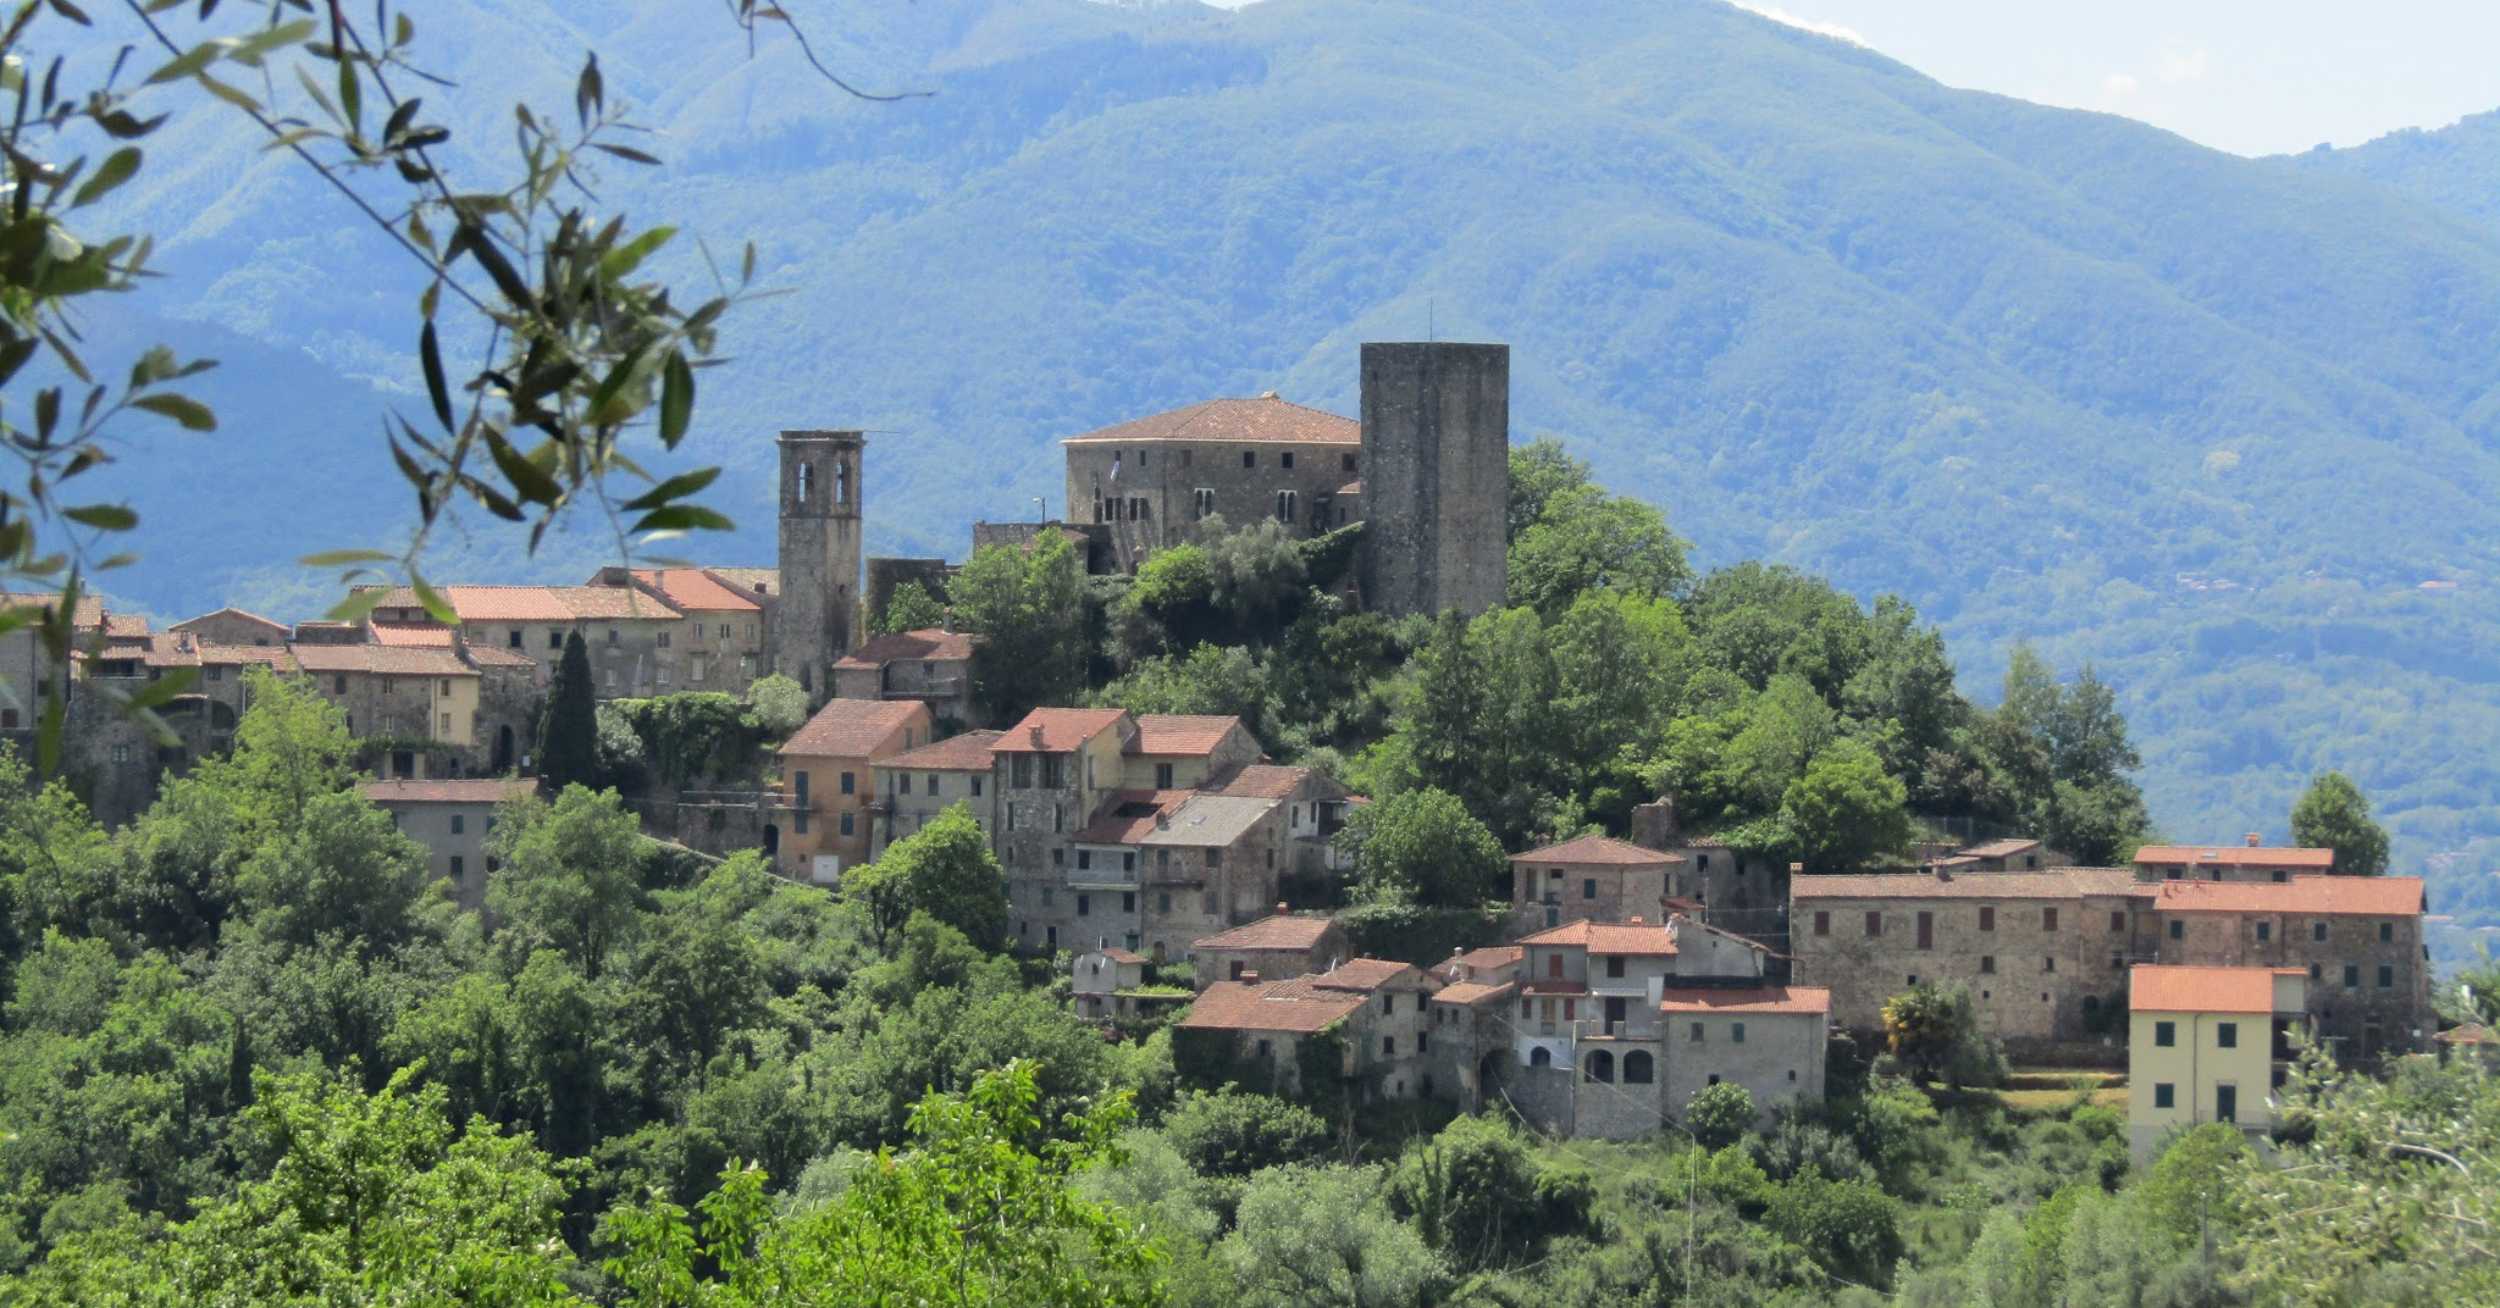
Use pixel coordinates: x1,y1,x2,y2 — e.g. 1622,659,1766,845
65,0,2500,931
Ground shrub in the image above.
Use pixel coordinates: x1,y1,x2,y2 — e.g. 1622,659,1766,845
1685,1081,1757,1149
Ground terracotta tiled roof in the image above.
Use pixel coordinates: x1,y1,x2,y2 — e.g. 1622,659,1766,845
1207,764,1316,800
466,645,537,669
104,612,153,638
1521,979,1588,996
1430,945,1524,982
1791,867,2143,901
1658,986,1832,1016
1517,919,1679,955
2136,844,2335,869
1176,978,1364,1034
1960,838,2042,858
361,778,538,805
2151,876,2425,917
778,698,927,760
704,567,779,599
1062,395,1359,447
2437,1023,2500,1046
1098,946,1148,966
549,585,677,621
369,623,455,647
1130,714,1246,757
1075,791,1193,844
1432,980,1517,1007
883,730,1004,771
198,643,296,668
1303,958,1418,993
2130,965,2304,1014
1194,913,1338,953
363,584,679,623
629,568,761,613
1,591,105,630
1511,834,1678,866
286,644,475,676
171,607,285,636
1338,479,1363,496
994,706,1129,753
835,628,976,670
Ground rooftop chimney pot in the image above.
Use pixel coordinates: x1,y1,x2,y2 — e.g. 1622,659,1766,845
1027,723,1044,746
2246,832,2262,847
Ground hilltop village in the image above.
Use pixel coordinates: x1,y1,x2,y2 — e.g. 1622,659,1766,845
1,340,2442,1171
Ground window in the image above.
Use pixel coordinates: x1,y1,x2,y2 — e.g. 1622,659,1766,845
1158,892,1170,912
1342,452,1357,472
1418,1031,1429,1052
1732,1022,1746,1044
1584,878,1599,901
2153,1082,2175,1109
1077,850,1092,871
2169,919,2184,940
1121,892,1136,913
2215,1084,2238,1123
2256,921,2271,942
1980,955,1996,974
1813,911,1830,936
2309,962,2322,980
2343,964,2360,989
971,776,983,797
439,712,451,734
381,677,395,696
1241,450,1255,468
2043,956,2055,973
840,771,856,795
1279,450,1296,470
2043,907,2059,932
1076,894,1091,917
1584,1050,1613,1082
549,630,563,650
2379,922,2394,943
206,665,222,682
1620,1050,1653,1084
450,855,464,881
656,632,670,649
1012,755,1033,787
1042,886,1055,906
607,628,619,647
1978,905,1995,931
899,774,913,796
1547,953,1563,978
2313,922,2328,943
2217,1021,2238,1048
1865,911,1882,938
605,669,617,688
1274,489,1297,523
1689,1022,1705,1042
451,814,466,835
1156,762,1174,788
508,629,523,648
1606,956,1625,979
112,743,129,763
2155,1020,2176,1047
1917,910,1934,950
1380,994,1394,1015
839,812,855,836
2378,964,2395,989
2110,910,2126,932
1192,488,1215,520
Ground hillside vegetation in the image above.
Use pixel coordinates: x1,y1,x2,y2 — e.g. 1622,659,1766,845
61,0,2500,932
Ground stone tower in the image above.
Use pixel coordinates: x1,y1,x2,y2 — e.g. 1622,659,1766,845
775,430,864,701
1356,342,1509,618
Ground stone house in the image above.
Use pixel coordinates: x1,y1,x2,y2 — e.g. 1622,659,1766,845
1652,987,1833,1129
289,643,482,759
2127,965,2306,1163
1657,838,1791,948
1788,866,2147,1049
868,729,1002,858
1061,394,1367,570
996,707,1136,954
0,591,104,733
1508,834,1683,936
1192,911,1353,989
1122,714,1263,789
1944,838,2067,872
774,698,932,883
2134,838,2336,883
169,607,289,647
362,777,537,909
1205,763,1357,882
1072,945,1153,1022
363,584,687,699
1177,957,1439,1100
1058,790,1289,964
2142,876,2431,1061
832,628,979,730
588,567,769,695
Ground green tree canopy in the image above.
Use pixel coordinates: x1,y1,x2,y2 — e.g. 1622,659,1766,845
485,786,644,979
1779,738,1913,873
2290,771,2392,875
1880,982,2006,1089
954,532,1089,723
842,802,1009,953
1336,787,1506,908
874,580,949,635
538,631,599,792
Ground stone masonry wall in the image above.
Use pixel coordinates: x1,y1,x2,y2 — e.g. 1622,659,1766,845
1356,342,1508,619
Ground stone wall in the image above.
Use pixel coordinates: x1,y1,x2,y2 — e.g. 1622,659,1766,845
969,521,1117,574
774,430,864,699
1064,438,1361,569
1659,1012,1827,1127
1790,894,2117,1041
1356,342,1508,618
2149,908,2430,1058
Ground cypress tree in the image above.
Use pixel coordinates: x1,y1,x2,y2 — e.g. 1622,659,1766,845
539,630,598,790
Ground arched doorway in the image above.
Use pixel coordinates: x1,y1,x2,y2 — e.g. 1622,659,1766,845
1528,1046,1552,1069
493,724,515,774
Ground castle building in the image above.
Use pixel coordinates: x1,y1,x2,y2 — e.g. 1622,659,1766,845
774,429,865,701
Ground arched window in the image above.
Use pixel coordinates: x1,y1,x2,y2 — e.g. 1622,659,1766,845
1624,1050,1654,1084
795,462,813,503
1274,489,1298,523
1528,1046,1552,1069
1584,1050,1615,1083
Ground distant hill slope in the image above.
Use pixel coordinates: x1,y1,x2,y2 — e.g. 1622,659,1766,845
2283,109,2500,229
69,0,2500,939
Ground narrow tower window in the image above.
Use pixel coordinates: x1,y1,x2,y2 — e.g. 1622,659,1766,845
796,462,814,503
835,460,850,505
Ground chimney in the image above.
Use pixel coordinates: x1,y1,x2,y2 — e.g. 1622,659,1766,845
1027,723,1044,747
2246,832,2262,847
1155,812,1170,830
1629,796,1679,850
1240,970,1260,983
1629,915,1644,925
1275,901,1289,915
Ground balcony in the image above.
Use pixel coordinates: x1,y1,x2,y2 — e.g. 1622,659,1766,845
1067,863,1141,890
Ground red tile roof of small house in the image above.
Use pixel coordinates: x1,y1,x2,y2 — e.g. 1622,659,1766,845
1062,395,1358,447
1510,834,1679,866
993,706,1129,753
1193,913,1338,953
777,698,927,760
1656,986,1832,1016
835,628,977,670
2129,965,2305,1014
2150,876,2425,917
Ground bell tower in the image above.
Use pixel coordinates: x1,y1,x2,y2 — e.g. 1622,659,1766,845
775,430,864,702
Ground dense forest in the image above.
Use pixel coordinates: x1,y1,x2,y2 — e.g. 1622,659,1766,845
2,438,2475,1304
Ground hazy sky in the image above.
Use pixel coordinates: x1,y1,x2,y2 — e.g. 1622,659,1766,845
1731,1,2500,157
1214,1,2500,158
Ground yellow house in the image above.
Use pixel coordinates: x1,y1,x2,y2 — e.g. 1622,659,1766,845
2128,964,2306,1163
